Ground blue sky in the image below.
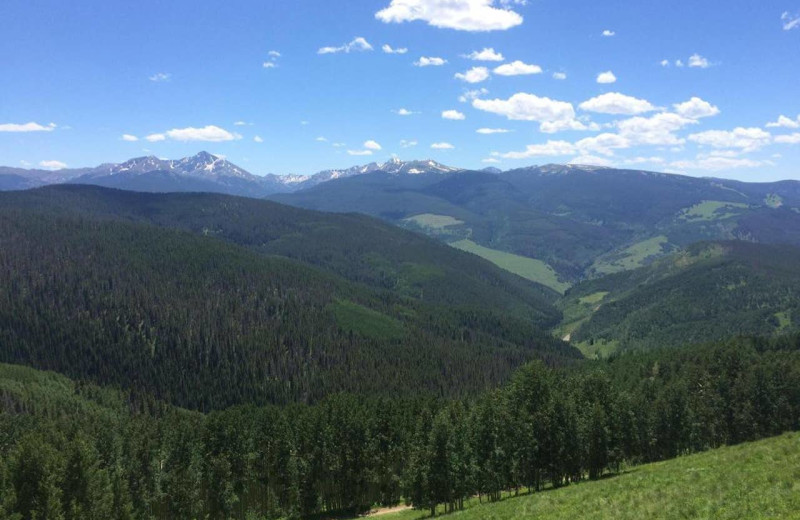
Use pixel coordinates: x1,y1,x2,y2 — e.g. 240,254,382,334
1,0,799,180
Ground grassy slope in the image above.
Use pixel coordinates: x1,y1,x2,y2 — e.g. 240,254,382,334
450,239,570,294
377,432,800,520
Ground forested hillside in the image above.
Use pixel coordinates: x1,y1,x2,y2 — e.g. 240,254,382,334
0,208,577,410
2,334,799,519
558,241,800,354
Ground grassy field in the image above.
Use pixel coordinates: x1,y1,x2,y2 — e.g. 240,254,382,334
404,213,465,230
370,432,800,520
591,235,669,275
450,239,570,294
678,200,750,221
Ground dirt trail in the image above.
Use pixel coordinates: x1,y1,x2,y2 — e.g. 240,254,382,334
562,333,571,342
364,504,412,517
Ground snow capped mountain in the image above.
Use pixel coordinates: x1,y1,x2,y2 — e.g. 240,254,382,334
0,153,464,196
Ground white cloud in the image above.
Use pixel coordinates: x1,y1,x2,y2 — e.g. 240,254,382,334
442,109,466,120
602,29,615,37
459,88,489,102
400,139,418,147
675,59,684,67
394,108,417,115
455,66,490,83
574,133,631,156
671,156,763,171
660,59,670,67
616,112,697,146
569,155,614,167
552,72,567,80
688,127,771,152
766,115,800,129
431,142,455,149
578,92,656,115
622,156,666,165
476,128,510,134
348,149,374,156
121,134,139,142
268,50,281,58
493,60,542,76
464,47,505,61
482,157,501,163
332,142,346,147
262,62,277,69
596,71,617,84
472,92,576,123
39,160,67,170
315,136,328,142
254,135,264,143
145,125,242,143
318,37,373,54
782,11,800,31
382,44,408,54
495,140,575,159
414,56,447,66
673,97,720,119
149,72,171,82
376,0,524,32
364,140,382,150
233,121,251,126
0,122,56,132
688,54,710,68
539,119,600,134
775,133,800,144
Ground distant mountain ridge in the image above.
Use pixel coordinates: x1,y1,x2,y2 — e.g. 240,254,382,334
0,152,463,196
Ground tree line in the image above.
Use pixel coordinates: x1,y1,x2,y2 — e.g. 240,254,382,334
2,334,799,519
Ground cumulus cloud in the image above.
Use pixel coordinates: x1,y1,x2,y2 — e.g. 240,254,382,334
552,72,567,80
39,160,67,170
782,11,800,31
494,140,575,159
671,156,763,171
145,125,242,143
234,121,251,126
569,155,614,167
578,92,656,115
482,157,501,163
0,122,56,132
348,149,374,156
476,128,510,134
574,133,631,156
431,142,455,149
376,0,524,32
400,139,418,147
318,37,373,54
363,140,382,150
382,44,408,54
262,62,277,69
688,127,771,152
414,56,447,66
602,29,615,37
688,54,710,68
464,47,505,61
459,88,489,102
596,71,617,84
394,108,417,115
766,115,800,129
254,136,264,143
455,66,490,83
493,60,542,76
616,112,697,146
268,50,281,58
442,109,466,120
472,92,575,123
660,59,670,67
149,72,171,82
315,136,328,142
539,119,600,134
121,134,139,142
775,133,800,144
673,97,720,119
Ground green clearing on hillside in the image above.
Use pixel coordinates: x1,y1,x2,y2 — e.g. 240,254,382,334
450,239,570,294
554,291,612,356
405,213,465,229
329,299,405,340
591,235,669,275
373,432,800,520
765,193,784,208
678,200,750,221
